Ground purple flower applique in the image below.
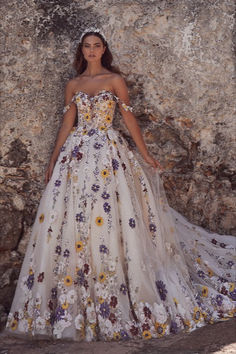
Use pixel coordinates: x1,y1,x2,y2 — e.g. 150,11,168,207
120,283,128,295
100,302,110,318
156,280,168,301
129,218,136,228
149,223,157,232
103,202,111,213
55,180,61,187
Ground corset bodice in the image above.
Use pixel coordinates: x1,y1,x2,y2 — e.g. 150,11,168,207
63,89,133,132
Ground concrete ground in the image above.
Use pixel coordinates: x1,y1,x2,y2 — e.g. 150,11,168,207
0,318,235,354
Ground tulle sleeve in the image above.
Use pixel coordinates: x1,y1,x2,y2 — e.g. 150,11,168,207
113,95,134,112
63,96,76,114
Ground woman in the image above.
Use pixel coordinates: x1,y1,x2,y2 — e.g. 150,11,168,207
6,28,235,342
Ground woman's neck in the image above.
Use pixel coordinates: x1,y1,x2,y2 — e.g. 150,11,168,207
83,62,107,78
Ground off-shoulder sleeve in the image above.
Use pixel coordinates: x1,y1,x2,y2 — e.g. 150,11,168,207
63,96,76,114
113,95,133,112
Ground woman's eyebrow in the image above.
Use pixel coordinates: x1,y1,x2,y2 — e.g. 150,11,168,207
84,42,101,45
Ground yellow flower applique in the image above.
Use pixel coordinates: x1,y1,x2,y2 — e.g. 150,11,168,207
64,275,73,286
101,169,109,178
142,330,152,339
39,213,44,223
154,322,167,337
95,216,104,226
98,272,106,283
202,286,208,297
84,113,91,121
10,319,18,331
75,241,84,252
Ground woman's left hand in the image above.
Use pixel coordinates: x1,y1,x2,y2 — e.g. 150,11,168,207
143,153,164,171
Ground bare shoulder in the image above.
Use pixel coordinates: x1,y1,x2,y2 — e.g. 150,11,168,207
111,73,126,86
65,77,80,94
111,74,129,99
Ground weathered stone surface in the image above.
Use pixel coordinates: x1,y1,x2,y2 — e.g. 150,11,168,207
0,0,235,329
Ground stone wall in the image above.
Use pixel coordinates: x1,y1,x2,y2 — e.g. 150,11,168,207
0,0,235,327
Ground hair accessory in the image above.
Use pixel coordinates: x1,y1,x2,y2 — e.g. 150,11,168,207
79,27,107,43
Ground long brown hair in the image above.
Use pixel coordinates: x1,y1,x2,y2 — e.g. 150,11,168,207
73,32,121,75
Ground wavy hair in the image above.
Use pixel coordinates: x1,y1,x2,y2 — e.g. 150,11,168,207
73,32,121,75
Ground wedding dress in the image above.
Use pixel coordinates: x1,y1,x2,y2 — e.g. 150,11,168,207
6,90,235,341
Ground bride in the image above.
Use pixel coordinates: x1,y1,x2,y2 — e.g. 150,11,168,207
6,27,235,342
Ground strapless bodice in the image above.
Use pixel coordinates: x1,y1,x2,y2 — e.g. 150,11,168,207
63,90,133,132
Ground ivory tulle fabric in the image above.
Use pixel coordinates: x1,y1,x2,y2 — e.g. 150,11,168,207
6,90,236,341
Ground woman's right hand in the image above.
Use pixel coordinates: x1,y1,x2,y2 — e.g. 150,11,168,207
45,159,56,184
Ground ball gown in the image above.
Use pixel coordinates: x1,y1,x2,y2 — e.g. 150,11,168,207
6,89,236,341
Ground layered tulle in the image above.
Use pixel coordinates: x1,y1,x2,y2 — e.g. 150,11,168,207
6,90,235,341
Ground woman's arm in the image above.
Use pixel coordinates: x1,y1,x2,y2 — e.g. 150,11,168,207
45,81,77,183
112,75,163,170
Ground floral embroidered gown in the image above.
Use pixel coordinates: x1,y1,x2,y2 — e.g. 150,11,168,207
6,89,236,341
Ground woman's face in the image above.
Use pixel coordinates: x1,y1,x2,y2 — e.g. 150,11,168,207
82,35,106,62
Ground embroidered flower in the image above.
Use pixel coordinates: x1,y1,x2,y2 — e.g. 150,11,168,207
101,191,110,199
193,307,202,323
63,249,70,257
143,306,152,319
112,158,119,170
227,260,234,268
75,241,84,252
155,280,168,301
101,169,109,178
62,301,69,310
94,142,102,149
99,244,108,254
105,115,112,123
37,272,44,282
197,270,205,278
64,276,73,287
129,218,136,228
26,274,34,290
84,263,90,274
95,216,104,226
39,213,44,223
76,152,83,161
142,330,152,339
120,283,128,295
67,289,77,304
91,184,100,192
55,180,61,187
76,212,85,222
170,320,178,334
109,313,117,324
113,332,121,340
103,202,111,213
110,296,118,308
155,322,167,337
149,223,157,232
207,268,213,277
202,286,208,297
10,319,18,331
36,317,46,330
99,125,107,131
130,325,139,336
229,289,236,301
84,113,91,121
88,128,96,136
55,306,65,321
51,287,57,299
99,301,110,318
97,273,106,285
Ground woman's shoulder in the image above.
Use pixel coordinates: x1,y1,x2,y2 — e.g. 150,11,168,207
65,77,82,95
